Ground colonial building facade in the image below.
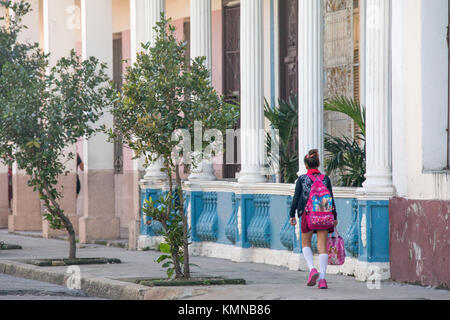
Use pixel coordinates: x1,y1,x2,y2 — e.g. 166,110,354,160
0,0,448,288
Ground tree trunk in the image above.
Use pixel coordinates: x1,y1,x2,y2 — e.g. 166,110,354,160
61,214,77,260
42,183,77,259
165,165,183,279
160,219,183,279
175,164,190,279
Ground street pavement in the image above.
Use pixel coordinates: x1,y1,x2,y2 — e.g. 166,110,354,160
0,273,105,300
0,229,449,300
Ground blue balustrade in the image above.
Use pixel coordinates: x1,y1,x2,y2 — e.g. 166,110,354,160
195,192,219,242
247,194,271,248
225,193,239,244
139,182,374,269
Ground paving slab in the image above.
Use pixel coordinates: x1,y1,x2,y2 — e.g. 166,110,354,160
0,229,449,300
0,273,106,300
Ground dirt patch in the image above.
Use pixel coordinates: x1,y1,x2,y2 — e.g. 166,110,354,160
120,276,246,287
25,257,121,267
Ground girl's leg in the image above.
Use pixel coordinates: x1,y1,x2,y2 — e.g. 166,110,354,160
316,230,329,280
301,231,314,271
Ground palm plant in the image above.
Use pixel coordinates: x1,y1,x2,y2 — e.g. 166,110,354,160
324,96,366,187
264,95,299,183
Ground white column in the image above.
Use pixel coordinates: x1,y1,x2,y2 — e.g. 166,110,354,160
360,0,394,196
131,0,166,58
0,6,7,28
79,0,120,242
359,0,366,109
15,0,40,45
130,0,168,182
238,0,266,184
297,0,324,176
81,0,114,172
190,0,212,72
42,0,78,238
43,0,76,66
8,0,42,232
188,0,216,182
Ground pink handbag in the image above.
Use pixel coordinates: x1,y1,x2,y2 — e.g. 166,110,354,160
327,229,346,266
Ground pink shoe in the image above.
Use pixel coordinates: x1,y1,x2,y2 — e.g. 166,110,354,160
318,279,328,289
307,268,319,287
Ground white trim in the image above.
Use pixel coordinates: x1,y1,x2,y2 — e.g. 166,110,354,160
149,180,358,199
186,241,390,281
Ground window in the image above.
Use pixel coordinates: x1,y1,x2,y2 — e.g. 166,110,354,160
222,0,241,179
113,32,123,175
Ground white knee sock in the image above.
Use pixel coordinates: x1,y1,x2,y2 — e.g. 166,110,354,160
319,254,328,280
302,247,315,271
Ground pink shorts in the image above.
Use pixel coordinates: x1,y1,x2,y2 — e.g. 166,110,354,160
301,213,334,234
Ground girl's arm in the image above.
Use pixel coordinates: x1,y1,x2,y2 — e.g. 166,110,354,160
325,176,338,220
290,177,302,218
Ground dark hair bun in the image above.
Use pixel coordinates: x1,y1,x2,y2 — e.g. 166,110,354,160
304,149,320,168
308,149,319,158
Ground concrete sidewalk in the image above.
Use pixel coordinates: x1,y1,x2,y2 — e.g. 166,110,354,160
0,230,448,300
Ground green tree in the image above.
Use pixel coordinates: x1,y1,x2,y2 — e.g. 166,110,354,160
0,1,111,259
323,96,366,187
264,95,299,183
107,15,237,279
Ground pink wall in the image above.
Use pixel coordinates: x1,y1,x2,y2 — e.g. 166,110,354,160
211,9,223,95
121,29,131,72
172,12,223,94
172,18,185,42
120,29,135,172
211,9,224,178
390,198,450,289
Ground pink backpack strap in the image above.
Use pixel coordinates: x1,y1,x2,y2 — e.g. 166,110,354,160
307,173,325,182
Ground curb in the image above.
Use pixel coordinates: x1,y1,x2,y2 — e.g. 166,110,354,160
0,260,209,300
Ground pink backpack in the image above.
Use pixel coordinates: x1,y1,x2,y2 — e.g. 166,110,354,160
327,229,346,265
304,173,335,230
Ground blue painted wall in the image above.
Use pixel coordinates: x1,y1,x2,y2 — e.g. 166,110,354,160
358,200,390,262
140,185,389,264
216,192,235,246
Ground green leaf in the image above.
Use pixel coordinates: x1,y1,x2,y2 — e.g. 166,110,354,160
159,242,171,254
167,268,174,279
156,254,170,263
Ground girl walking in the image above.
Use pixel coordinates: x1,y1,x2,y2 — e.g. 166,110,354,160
289,149,338,289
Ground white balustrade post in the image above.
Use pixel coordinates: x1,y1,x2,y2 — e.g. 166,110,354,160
297,0,324,176
238,0,267,184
